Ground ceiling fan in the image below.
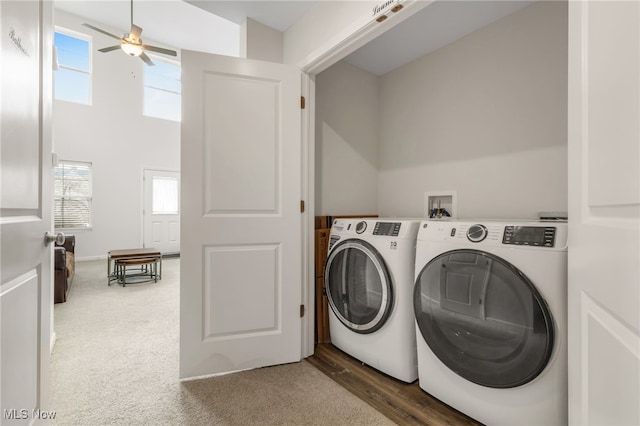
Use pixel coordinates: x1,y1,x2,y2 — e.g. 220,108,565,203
82,0,176,66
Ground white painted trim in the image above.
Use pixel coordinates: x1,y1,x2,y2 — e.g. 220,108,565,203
297,0,432,357
301,73,316,358
0,269,38,295
299,0,433,74
76,255,108,262
140,167,145,248
50,332,57,354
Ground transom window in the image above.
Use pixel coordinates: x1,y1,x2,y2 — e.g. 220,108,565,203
54,28,91,105
144,57,181,122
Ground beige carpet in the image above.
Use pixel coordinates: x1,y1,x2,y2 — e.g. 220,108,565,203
50,258,394,425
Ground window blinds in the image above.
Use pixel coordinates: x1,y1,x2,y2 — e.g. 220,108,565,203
54,161,92,229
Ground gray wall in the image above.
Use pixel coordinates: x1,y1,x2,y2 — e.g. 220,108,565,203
241,18,283,63
316,0,568,220
378,0,568,219
315,60,380,215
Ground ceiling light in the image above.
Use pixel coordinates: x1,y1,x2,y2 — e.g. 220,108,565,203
121,43,142,57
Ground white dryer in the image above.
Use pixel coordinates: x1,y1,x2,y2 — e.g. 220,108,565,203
325,218,420,383
413,220,568,425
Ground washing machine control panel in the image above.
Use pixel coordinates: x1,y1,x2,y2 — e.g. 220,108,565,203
373,222,401,236
503,226,556,247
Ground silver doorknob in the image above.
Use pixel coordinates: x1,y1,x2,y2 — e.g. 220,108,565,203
45,232,65,246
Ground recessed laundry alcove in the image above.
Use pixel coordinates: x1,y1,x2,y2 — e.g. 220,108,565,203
315,0,568,221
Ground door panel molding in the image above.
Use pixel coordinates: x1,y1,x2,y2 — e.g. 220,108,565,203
180,51,301,379
581,292,640,425
203,243,280,340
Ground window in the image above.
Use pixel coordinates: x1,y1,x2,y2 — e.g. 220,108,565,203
152,176,179,214
54,29,91,105
144,57,181,121
54,161,93,229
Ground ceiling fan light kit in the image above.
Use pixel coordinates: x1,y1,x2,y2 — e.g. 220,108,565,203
121,43,142,57
82,0,176,66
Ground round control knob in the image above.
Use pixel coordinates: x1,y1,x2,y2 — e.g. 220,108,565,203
355,221,367,234
467,224,488,243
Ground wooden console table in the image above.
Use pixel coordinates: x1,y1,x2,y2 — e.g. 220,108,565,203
108,248,162,286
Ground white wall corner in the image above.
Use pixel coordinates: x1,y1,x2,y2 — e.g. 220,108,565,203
239,19,248,59
244,18,283,63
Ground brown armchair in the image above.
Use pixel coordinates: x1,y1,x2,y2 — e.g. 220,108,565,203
54,235,75,303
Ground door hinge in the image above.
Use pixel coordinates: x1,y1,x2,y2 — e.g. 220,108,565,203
301,96,306,109
300,200,305,213
300,304,305,317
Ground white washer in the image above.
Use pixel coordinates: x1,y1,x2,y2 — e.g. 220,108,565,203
413,220,567,425
325,218,420,382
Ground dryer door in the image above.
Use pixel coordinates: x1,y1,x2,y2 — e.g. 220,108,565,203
325,239,393,334
414,249,554,388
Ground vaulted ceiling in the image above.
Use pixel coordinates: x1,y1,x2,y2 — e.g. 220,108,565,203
54,1,533,75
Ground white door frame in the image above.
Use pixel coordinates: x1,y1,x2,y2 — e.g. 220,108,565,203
298,0,433,357
142,168,180,254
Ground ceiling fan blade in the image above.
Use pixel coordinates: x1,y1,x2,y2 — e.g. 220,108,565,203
98,45,122,53
140,52,155,66
142,44,177,57
82,23,122,41
129,24,143,43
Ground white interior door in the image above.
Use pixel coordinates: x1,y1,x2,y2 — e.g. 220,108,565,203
1,0,54,422
567,1,640,425
180,50,302,379
143,169,180,254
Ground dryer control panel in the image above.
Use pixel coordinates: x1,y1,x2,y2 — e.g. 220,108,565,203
503,226,556,247
373,222,401,236
418,220,567,251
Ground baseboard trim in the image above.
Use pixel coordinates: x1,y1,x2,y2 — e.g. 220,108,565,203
76,255,108,262
50,332,57,354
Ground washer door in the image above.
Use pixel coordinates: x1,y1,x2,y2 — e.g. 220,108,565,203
325,239,393,334
414,249,554,388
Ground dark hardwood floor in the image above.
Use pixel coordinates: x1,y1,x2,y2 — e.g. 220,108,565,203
308,343,482,426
